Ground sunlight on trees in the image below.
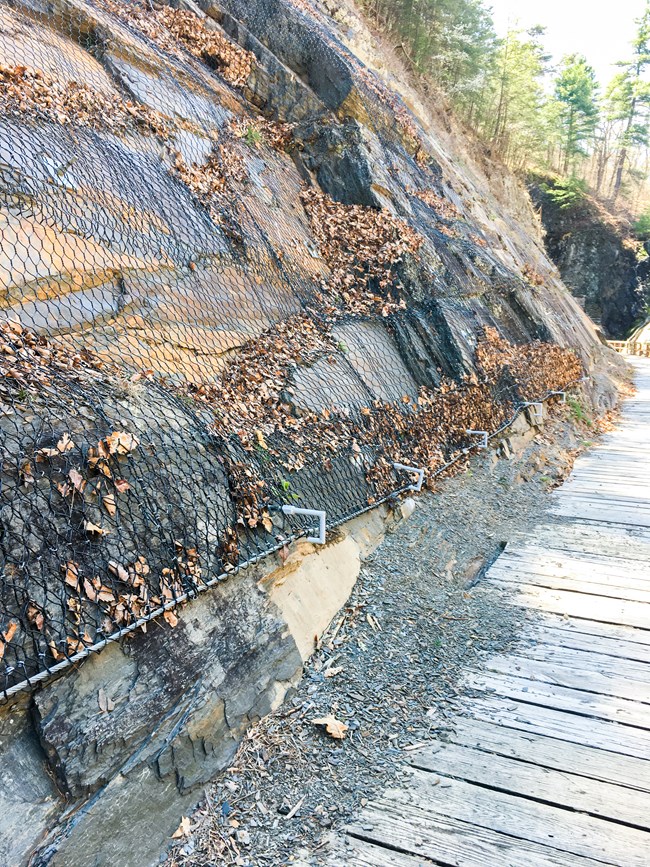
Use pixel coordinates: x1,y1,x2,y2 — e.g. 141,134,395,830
362,0,650,219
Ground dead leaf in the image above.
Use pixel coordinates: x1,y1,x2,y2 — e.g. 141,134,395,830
172,816,191,839
102,494,117,517
312,714,348,739
68,468,86,493
26,603,44,631
108,560,129,582
324,666,343,678
0,619,18,659
104,431,140,456
63,561,80,590
57,432,75,453
84,520,110,536
114,478,131,493
163,610,179,628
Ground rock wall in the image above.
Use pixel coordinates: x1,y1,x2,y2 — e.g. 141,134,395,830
528,177,650,338
1,505,391,867
0,0,628,864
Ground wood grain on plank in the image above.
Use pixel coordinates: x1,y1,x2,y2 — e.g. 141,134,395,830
409,739,650,828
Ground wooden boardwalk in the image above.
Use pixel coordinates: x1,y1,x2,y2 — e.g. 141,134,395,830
329,358,650,866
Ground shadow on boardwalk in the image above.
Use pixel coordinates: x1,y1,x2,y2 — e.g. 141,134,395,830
328,357,650,867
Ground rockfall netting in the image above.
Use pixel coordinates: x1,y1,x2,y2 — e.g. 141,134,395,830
0,0,584,696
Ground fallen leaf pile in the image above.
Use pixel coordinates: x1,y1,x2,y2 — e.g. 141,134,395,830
0,319,106,397
105,0,254,88
0,63,169,136
179,316,583,524
229,116,296,152
300,188,423,315
23,544,195,664
157,7,254,88
170,141,247,218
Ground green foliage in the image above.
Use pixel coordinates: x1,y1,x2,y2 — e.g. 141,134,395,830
245,126,263,148
554,55,599,172
364,0,650,208
635,208,650,239
542,176,587,210
567,396,592,426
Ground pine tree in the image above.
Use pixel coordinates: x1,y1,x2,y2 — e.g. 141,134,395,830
554,55,599,175
607,2,650,203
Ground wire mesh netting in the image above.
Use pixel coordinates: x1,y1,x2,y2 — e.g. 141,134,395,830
0,0,585,697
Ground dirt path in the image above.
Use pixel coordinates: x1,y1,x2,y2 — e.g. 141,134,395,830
165,398,610,866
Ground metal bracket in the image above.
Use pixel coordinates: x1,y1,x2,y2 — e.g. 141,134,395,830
465,430,488,450
281,505,326,545
522,401,544,424
393,462,425,492
549,391,566,404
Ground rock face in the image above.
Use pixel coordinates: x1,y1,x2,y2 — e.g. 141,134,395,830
0,0,625,864
528,178,650,338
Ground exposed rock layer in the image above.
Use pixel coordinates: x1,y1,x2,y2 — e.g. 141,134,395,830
528,178,650,338
0,0,627,864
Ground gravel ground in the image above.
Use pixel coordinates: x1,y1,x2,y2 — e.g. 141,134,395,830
164,404,600,867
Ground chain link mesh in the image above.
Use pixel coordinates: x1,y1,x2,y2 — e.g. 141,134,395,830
0,0,585,697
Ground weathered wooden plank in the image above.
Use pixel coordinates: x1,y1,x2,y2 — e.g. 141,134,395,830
520,522,650,561
322,836,436,866
346,803,612,867
496,546,650,585
467,696,650,759
551,503,650,528
530,613,650,648
465,669,650,729
446,717,650,792
500,584,650,629
553,496,650,515
559,484,650,500
508,642,650,685
555,492,650,510
522,623,650,664
490,571,650,604
409,740,650,828
482,652,650,703
375,771,650,866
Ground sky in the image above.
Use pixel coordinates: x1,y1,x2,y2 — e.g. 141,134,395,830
488,0,647,87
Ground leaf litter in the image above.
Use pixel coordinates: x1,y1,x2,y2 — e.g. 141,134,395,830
164,400,599,867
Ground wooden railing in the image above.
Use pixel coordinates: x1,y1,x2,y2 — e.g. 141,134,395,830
608,340,650,357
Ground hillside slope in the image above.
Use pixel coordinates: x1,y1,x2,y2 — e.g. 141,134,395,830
0,0,625,864
529,176,650,338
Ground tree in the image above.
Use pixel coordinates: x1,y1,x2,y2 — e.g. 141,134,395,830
554,55,599,174
607,2,650,203
483,26,550,166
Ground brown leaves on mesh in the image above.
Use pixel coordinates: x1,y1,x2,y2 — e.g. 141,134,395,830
105,0,254,88
300,189,423,315
0,63,169,136
0,320,106,398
